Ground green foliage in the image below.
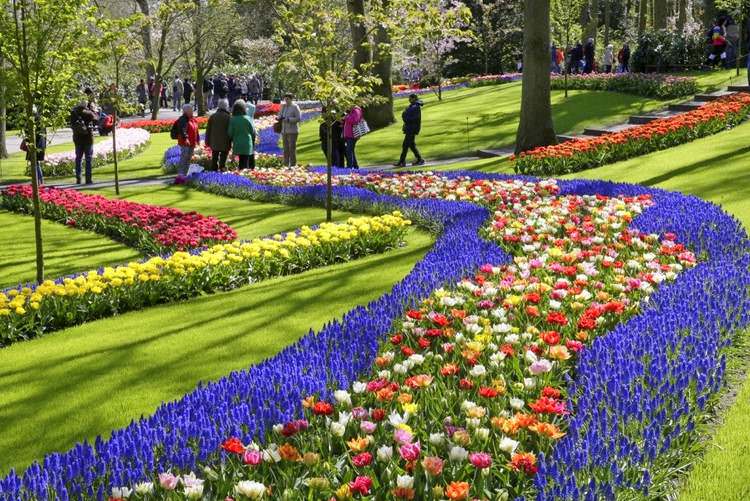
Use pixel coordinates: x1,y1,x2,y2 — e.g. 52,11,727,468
551,0,586,47
632,30,707,72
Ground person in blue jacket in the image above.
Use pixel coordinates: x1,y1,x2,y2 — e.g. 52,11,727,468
394,94,425,167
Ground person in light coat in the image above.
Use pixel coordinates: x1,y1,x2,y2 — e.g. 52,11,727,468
603,44,614,73
278,93,301,167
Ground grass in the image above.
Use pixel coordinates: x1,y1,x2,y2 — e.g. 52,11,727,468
0,210,140,289
0,226,433,475
296,82,675,167
0,185,358,288
0,133,170,186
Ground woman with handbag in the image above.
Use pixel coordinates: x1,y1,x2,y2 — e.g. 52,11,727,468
343,105,364,169
278,93,301,167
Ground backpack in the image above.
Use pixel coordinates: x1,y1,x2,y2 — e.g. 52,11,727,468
71,110,92,137
170,117,184,140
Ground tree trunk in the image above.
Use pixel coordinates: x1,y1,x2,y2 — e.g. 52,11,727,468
326,122,333,222
703,0,716,27
135,0,154,78
347,0,370,71
515,0,557,154
364,0,395,129
0,71,7,160
586,0,600,43
604,0,611,46
676,0,687,31
654,0,667,29
638,0,648,38
193,0,206,116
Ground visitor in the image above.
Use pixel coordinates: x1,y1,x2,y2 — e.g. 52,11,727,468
342,105,363,169
278,93,301,167
556,47,565,73
203,77,214,110
724,15,739,68
160,81,168,108
183,78,194,107
70,100,98,185
584,38,595,73
175,103,200,175
603,44,614,73
248,74,262,105
23,107,46,184
239,77,248,101
551,43,560,73
172,76,183,111
394,94,425,168
319,109,345,167
205,99,232,172
569,43,583,74
216,74,229,103
228,99,257,170
707,21,727,67
136,79,148,117
228,76,239,106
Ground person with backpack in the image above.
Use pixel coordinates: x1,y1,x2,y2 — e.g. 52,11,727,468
70,101,98,185
393,94,425,167
205,99,232,171
227,99,257,170
22,107,47,184
183,78,194,107
342,105,364,169
707,21,727,67
172,103,200,175
278,93,301,167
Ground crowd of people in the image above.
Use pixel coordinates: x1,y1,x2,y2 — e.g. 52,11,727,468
551,40,631,75
135,73,265,116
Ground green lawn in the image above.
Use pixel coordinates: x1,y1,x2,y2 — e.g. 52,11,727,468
0,132,170,186
0,210,140,288
0,226,432,475
296,82,676,167
0,185,358,288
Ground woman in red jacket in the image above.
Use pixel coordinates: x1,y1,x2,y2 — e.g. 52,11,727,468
176,104,200,174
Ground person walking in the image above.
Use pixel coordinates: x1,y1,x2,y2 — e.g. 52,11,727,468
342,105,363,169
228,100,257,170
620,43,631,72
551,44,560,73
394,94,425,167
248,74,262,105
70,101,98,184
175,104,200,175
278,93,301,167
319,109,346,167
583,38,595,73
160,82,168,108
205,99,232,172
136,79,148,117
172,76,184,111
203,77,214,110
183,78,194,107
603,44,614,73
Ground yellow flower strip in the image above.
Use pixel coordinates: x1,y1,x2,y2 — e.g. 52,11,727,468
0,212,411,346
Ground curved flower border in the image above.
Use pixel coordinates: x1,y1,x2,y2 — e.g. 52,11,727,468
0,169,747,500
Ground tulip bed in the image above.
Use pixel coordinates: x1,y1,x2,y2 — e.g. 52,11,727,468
0,212,410,346
0,184,237,255
122,105,281,134
26,128,151,178
514,92,750,176
550,73,698,99
2,166,747,501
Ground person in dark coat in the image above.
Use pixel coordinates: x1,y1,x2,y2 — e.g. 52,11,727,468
183,78,194,107
216,75,229,100
205,99,232,172
70,101,98,184
203,77,214,110
319,109,346,167
24,108,46,184
394,94,424,167
583,38,595,73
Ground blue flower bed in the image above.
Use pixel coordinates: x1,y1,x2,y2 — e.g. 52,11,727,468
1,170,748,500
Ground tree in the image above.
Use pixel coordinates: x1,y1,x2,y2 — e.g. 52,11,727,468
654,0,667,29
134,0,154,78
274,0,379,221
515,0,557,154
0,0,99,283
469,0,523,75
143,0,199,119
552,0,586,98
677,0,688,30
400,0,473,101
585,0,600,42
365,0,397,129
185,0,242,116
0,54,16,160
638,0,648,37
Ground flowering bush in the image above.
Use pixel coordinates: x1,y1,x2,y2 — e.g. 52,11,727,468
550,73,698,99
0,169,747,501
0,212,409,345
27,128,151,178
1,184,237,255
514,93,750,175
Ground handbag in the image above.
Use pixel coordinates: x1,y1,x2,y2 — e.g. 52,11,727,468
352,118,370,139
273,119,283,134
20,139,28,152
